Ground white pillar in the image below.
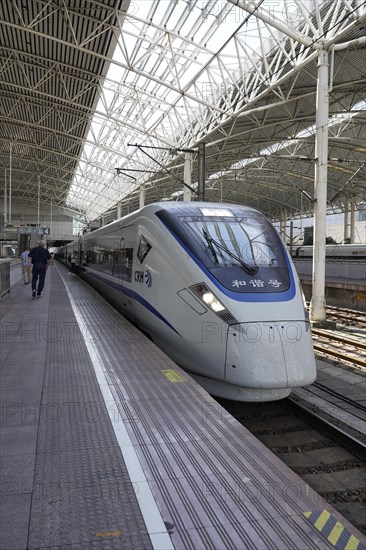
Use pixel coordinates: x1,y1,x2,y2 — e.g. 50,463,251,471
310,47,329,323
198,143,206,201
183,153,192,201
289,221,294,257
37,175,41,226
139,184,145,208
350,197,356,244
117,201,122,219
343,197,350,242
280,209,287,244
4,169,7,223
9,144,12,221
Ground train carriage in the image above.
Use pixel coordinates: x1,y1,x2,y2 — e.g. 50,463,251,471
60,202,316,401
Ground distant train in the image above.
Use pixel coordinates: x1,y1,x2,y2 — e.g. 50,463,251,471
291,243,366,284
60,202,316,401
293,243,366,260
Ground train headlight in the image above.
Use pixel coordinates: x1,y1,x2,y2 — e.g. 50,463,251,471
191,284,225,313
202,291,225,312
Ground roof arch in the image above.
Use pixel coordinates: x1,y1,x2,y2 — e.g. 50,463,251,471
0,0,365,222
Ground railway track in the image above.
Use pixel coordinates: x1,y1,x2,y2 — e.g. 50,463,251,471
306,304,366,327
305,304,366,369
326,306,366,327
312,328,366,370
218,397,366,535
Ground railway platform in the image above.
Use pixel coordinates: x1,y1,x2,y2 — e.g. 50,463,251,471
292,357,366,443
1,262,365,550
299,275,366,312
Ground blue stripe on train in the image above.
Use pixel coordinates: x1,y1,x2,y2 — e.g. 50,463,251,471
85,270,182,336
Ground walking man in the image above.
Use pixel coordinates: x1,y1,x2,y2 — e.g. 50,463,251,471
70,251,78,275
20,247,32,284
29,240,51,298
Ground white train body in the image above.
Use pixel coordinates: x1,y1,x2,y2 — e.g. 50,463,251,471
62,202,316,401
293,244,366,259
292,244,366,283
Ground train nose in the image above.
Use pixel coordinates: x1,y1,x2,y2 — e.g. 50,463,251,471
225,321,316,388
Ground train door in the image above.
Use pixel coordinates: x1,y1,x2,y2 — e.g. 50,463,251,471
78,238,82,270
114,231,134,308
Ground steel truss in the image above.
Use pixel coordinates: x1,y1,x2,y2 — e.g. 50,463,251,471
0,0,365,221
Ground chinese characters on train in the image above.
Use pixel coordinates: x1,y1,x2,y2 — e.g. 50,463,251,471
232,279,282,288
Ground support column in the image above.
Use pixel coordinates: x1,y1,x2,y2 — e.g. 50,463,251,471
117,201,122,219
280,209,287,244
4,169,7,223
310,47,329,324
350,197,356,243
139,184,145,209
197,142,205,201
183,153,192,201
37,175,41,226
289,221,294,257
343,197,350,242
9,144,12,222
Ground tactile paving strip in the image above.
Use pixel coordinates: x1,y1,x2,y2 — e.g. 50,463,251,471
27,268,153,549
58,264,366,550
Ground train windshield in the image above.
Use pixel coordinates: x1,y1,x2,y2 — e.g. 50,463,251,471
187,218,278,270
179,214,290,293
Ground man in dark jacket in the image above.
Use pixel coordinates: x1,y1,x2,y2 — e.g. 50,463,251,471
29,240,51,298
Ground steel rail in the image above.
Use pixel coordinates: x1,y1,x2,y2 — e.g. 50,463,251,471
326,311,366,325
312,329,366,351
312,382,366,413
313,344,366,368
287,397,366,460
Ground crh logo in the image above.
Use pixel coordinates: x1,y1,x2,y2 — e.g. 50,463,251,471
145,270,152,288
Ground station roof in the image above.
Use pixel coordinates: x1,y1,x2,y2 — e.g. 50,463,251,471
0,0,365,223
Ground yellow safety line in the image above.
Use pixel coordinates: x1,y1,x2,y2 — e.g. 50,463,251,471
314,510,331,531
328,522,344,545
303,511,363,550
345,535,360,550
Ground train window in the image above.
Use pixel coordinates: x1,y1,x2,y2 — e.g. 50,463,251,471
102,251,113,275
137,235,151,264
113,248,133,282
183,217,281,269
200,208,234,217
155,208,290,293
179,214,290,293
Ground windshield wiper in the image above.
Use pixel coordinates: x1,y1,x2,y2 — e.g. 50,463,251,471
202,228,219,264
202,229,258,276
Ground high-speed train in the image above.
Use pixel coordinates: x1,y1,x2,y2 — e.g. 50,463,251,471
293,243,366,259
60,202,316,401
291,243,366,283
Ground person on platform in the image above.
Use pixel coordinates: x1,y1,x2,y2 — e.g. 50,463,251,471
28,240,51,298
20,246,32,284
70,251,78,275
